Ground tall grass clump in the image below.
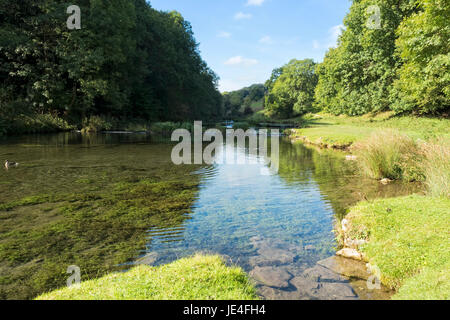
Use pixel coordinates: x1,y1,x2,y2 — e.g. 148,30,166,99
354,130,423,181
420,139,450,197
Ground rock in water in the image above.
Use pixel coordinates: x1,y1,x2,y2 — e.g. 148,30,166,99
336,248,362,261
250,266,292,288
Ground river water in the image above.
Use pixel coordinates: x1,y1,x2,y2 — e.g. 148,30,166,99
0,132,421,299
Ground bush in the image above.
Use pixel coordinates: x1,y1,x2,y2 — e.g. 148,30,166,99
3,114,74,135
81,116,114,133
353,130,424,181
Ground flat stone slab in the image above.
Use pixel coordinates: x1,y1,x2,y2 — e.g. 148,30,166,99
302,265,348,282
291,275,358,300
258,286,304,301
250,266,292,288
317,256,369,280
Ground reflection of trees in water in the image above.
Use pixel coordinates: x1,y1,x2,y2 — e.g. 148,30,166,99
277,139,423,218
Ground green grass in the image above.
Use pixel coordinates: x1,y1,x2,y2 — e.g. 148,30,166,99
36,254,258,300
289,113,450,148
345,195,450,300
353,130,423,181
420,139,450,197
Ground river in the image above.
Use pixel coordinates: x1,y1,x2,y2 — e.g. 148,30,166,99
0,132,421,299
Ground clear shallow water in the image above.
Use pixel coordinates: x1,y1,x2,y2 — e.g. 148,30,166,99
0,132,421,299
145,145,336,266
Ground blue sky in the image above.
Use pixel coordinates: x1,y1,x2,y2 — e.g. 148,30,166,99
150,0,351,92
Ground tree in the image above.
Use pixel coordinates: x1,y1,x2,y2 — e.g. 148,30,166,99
222,84,265,117
314,0,417,115
0,0,223,132
265,59,318,118
393,0,450,114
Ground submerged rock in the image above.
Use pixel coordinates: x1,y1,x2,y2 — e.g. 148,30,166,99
249,237,297,265
302,265,347,282
250,266,292,288
290,268,358,300
135,252,158,265
258,286,304,300
317,256,369,280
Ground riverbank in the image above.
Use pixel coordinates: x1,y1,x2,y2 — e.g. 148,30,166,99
36,254,258,300
286,113,449,299
0,114,74,136
288,113,450,149
338,195,449,300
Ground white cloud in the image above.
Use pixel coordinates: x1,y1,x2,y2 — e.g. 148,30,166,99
218,31,232,38
224,56,258,67
327,24,344,48
234,12,252,20
259,36,273,44
312,25,345,50
246,0,265,6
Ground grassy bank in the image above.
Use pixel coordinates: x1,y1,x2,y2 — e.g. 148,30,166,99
36,254,258,300
289,113,450,149
343,195,449,300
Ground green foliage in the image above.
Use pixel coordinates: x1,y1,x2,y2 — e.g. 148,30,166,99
0,114,74,135
265,59,318,118
81,116,114,133
36,254,258,300
223,84,265,118
0,0,222,134
393,0,450,114
315,0,418,115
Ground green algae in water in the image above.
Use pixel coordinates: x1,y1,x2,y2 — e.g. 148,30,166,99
0,133,201,299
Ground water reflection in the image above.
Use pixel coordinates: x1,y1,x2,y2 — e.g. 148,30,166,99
140,137,422,300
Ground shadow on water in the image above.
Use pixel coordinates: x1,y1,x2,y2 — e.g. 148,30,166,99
0,132,422,299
